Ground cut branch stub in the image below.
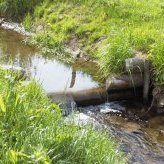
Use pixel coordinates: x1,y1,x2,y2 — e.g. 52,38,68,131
106,74,143,92
125,58,145,73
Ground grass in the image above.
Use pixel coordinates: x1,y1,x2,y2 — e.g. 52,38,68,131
0,0,43,20
23,0,163,84
0,68,126,163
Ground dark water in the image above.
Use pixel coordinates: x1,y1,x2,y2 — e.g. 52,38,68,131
0,27,164,163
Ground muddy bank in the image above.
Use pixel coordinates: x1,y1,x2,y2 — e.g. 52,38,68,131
0,18,30,36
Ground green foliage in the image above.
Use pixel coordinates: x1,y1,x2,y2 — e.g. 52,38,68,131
23,13,32,31
149,38,164,85
0,0,43,20
98,31,133,76
26,31,65,56
0,69,126,163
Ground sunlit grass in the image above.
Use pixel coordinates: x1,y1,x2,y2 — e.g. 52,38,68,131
0,69,126,163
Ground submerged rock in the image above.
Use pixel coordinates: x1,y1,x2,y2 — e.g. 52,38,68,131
100,108,121,114
59,100,77,116
66,113,94,126
99,102,124,114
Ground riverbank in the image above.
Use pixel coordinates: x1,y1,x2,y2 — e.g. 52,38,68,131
21,0,164,85
0,67,126,163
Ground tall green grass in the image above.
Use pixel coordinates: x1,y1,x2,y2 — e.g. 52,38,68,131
0,69,126,163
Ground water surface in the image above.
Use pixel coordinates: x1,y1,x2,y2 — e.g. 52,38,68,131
0,28,99,92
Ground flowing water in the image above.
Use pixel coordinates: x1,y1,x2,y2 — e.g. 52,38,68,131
0,27,164,164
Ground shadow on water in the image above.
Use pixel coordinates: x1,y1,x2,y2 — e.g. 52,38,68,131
0,27,164,163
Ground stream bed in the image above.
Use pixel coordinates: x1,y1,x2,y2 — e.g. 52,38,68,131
0,27,164,164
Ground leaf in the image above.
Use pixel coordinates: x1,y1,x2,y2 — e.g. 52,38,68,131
8,150,18,163
0,94,6,112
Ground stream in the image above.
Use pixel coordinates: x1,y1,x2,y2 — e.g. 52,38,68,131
0,27,164,164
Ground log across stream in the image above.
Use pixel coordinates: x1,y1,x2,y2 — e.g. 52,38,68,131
0,20,163,115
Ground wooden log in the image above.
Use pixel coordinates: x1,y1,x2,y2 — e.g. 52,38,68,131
48,86,142,107
47,87,107,107
71,87,107,106
106,74,143,92
107,87,143,101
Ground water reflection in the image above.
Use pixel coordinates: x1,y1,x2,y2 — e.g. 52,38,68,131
70,66,76,88
0,28,99,92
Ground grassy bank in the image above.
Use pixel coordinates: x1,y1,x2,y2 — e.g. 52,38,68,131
29,0,163,84
0,69,126,163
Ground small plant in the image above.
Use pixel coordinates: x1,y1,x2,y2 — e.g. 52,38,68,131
23,13,32,31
